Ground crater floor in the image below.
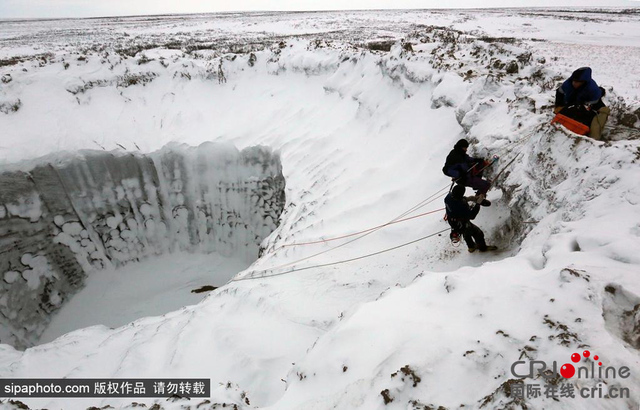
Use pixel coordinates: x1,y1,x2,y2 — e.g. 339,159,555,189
38,251,249,345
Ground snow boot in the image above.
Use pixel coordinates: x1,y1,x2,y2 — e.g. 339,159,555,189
468,247,477,253
474,194,491,207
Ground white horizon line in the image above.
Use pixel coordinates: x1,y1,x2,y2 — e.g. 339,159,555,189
1,5,639,22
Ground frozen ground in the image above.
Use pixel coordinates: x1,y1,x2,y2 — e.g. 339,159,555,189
0,7,639,410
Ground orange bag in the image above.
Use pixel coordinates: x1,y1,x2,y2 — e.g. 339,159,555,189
551,113,590,135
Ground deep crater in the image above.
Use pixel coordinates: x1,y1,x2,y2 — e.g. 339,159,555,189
0,142,285,349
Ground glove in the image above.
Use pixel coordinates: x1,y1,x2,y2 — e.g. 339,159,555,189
471,160,484,176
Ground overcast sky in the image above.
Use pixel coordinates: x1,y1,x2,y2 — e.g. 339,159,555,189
1,0,638,19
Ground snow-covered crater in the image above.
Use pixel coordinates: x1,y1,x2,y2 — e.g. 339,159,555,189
0,143,285,348
0,9,639,410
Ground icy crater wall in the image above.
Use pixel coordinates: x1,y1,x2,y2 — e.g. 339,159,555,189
0,143,285,349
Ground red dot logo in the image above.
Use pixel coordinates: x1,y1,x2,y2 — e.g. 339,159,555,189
560,363,575,378
594,355,599,361
599,362,602,366
571,353,580,363
583,350,590,358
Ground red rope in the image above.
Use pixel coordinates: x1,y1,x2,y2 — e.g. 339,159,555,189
274,206,445,250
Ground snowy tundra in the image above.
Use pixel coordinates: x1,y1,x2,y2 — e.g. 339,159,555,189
0,7,640,410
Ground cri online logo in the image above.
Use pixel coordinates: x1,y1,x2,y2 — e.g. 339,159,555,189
511,350,631,380
560,350,600,378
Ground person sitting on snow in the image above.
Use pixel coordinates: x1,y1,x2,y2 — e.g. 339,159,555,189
442,139,491,206
444,185,497,253
553,67,609,140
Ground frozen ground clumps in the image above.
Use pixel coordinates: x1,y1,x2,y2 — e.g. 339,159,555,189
0,143,285,348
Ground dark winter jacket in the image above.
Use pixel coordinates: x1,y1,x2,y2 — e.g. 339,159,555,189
555,67,603,107
444,193,480,222
442,148,482,179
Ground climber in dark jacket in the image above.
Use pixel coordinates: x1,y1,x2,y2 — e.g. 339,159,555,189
444,185,496,253
554,67,609,140
442,139,491,205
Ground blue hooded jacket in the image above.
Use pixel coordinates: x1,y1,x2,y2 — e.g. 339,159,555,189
558,67,602,106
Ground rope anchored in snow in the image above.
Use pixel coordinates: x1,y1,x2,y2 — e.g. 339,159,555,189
488,151,522,190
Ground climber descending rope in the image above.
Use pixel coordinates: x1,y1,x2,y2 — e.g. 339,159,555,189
442,139,494,206
444,185,497,253
442,136,527,252
231,131,535,283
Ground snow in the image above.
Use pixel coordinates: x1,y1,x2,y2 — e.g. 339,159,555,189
19,254,56,290
2,192,42,222
38,252,249,345
0,7,639,410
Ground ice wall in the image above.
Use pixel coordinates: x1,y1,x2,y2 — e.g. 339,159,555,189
0,142,285,349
